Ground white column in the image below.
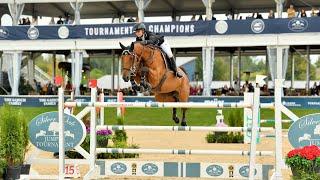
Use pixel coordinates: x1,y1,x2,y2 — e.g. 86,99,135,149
27,55,34,83
117,55,121,91
71,50,83,96
111,50,115,93
237,47,241,89
134,0,152,22
202,0,214,20
274,46,285,180
3,51,22,96
202,46,215,96
229,53,233,88
291,52,294,89
70,2,83,25
306,45,310,95
8,3,24,25
275,0,284,18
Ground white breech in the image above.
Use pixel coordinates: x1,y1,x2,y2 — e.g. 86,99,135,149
160,40,173,58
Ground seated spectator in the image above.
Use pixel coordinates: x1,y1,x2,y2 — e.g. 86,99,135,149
287,4,296,18
268,10,275,19
212,15,216,20
256,13,263,19
311,82,318,96
226,13,232,20
233,81,240,95
65,81,72,92
261,84,270,96
311,7,318,17
57,16,64,24
127,17,135,22
221,85,229,96
25,17,31,25
120,15,125,23
248,83,254,92
190,14,196,21
198,15,203,21
300,8,307,17
49,17,55,25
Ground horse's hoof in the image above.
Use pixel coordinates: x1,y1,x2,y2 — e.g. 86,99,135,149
173,117,179,124
181,122,187,126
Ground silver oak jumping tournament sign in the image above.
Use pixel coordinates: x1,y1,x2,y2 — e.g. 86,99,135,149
29,111,86,152
288,113,320,148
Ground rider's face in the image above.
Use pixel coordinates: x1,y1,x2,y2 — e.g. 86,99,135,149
135,29,144,38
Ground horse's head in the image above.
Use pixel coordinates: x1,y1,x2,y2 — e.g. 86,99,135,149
120,42,152,81
120,43,137,82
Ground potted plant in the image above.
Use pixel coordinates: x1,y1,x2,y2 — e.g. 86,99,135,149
285,145,320,179
86,127,113,148
0,105,28,179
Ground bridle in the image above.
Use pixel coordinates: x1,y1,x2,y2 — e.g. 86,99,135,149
121,44,155,77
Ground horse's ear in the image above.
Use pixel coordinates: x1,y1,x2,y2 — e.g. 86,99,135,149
129,42,134,52
119,42,126,50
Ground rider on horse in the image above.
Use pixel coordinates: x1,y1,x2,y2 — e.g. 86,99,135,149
133,22,183,78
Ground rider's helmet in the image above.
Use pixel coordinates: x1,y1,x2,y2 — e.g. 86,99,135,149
133,23,146,32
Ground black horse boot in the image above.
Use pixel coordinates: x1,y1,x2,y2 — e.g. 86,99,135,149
169,57,183,78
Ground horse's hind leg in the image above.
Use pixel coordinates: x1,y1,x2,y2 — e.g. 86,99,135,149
172,92,180,124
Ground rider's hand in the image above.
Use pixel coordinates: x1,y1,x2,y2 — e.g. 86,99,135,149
140,41,147,45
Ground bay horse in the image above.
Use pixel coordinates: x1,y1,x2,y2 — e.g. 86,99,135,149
119,42,190,126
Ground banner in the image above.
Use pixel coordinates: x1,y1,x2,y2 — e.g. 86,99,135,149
1,17,320,40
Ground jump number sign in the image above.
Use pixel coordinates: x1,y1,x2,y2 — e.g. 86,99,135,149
65,164,80,178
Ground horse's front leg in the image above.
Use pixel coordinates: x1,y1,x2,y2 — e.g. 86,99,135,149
130,79,140,92
181,108,187,126
172,108,179,124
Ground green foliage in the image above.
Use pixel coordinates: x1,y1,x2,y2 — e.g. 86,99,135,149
0,105,28,167
228,109,243,127
206,132,244,143
292,172,320,180
112,117,128,143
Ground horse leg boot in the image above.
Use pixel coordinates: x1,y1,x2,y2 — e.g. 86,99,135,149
169,57,183,78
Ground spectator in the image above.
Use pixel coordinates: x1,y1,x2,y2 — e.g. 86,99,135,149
268,10,275,19
221,85,229,96
300,9,307,17
21,18,26,25
120,15,125,23
248,83,254,92
190,14,196,21
256,13,263,19
287,4,296,18
212,15,216,20
226,13,232,20
31,17,38,25
311,7,318,17
234,81,240,95
318,8,320,16
49,17,55,25
198,15,203,21
25,17,31,25
127,17,135,22
57,16,64,24
311,82,318,96
65,81,72,92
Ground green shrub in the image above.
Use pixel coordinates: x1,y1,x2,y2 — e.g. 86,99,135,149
0,105,28,167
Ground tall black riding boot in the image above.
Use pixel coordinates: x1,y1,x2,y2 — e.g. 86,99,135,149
169,57,183,78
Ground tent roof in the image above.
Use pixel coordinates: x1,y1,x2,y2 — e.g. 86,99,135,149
1,0,320,19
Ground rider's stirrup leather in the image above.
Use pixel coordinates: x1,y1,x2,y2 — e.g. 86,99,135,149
170,57,183,78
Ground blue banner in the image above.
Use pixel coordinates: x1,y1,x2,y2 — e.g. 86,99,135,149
0,95,320,109
0,17,320,40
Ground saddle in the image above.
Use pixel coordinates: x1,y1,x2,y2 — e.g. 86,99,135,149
145,44,171,70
